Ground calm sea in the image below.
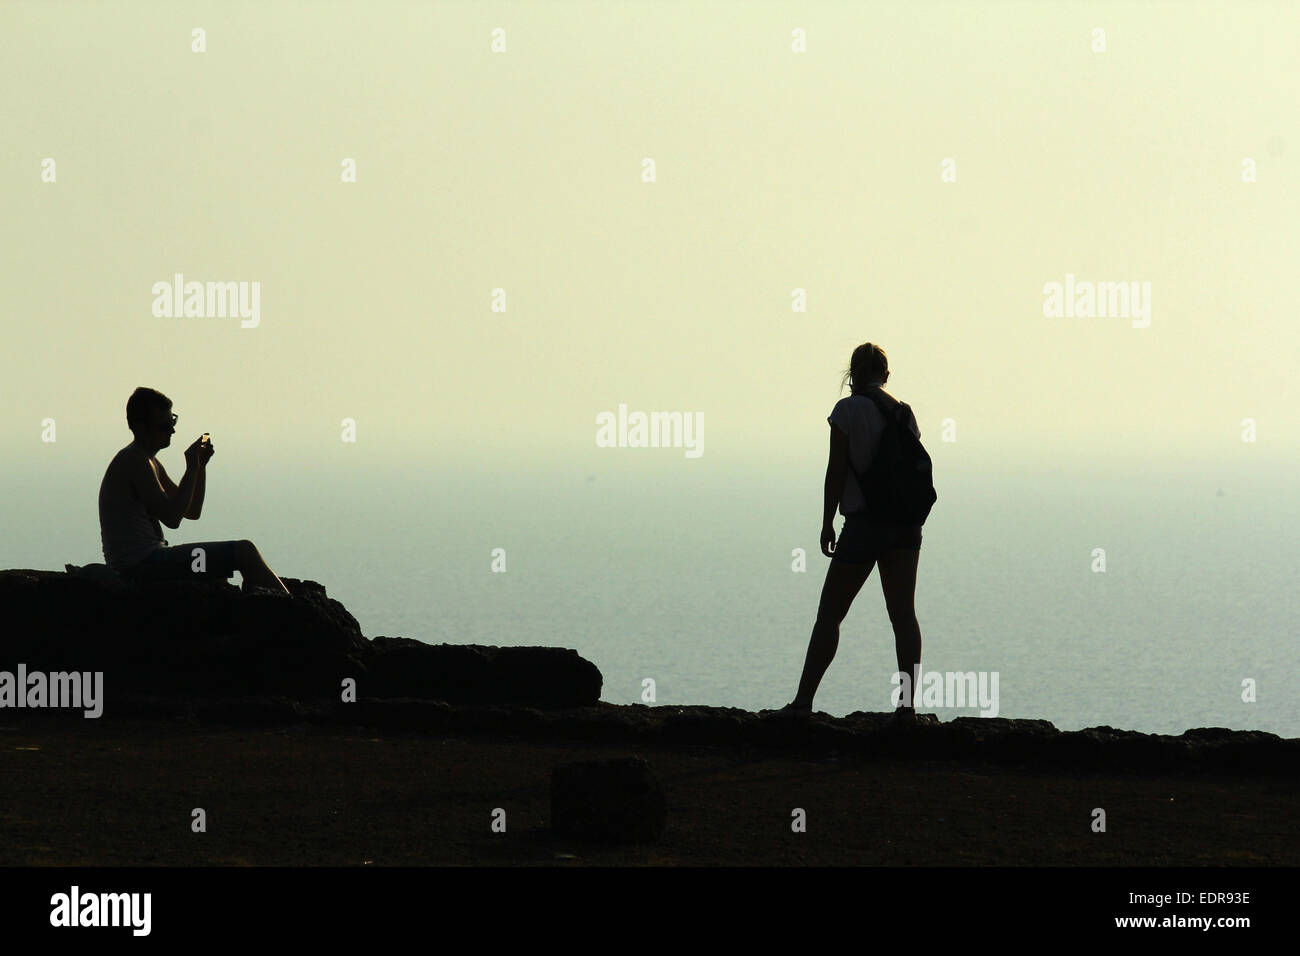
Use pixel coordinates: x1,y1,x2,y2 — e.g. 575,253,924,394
8,454,1297,738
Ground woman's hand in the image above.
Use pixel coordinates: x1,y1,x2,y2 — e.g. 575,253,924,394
820,524,837,558
200,438,215,466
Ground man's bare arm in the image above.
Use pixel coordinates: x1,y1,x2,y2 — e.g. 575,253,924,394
138,457,199,529
187,467,205,519
158,460,203,520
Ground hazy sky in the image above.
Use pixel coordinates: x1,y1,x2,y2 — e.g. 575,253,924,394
3,1,1296,481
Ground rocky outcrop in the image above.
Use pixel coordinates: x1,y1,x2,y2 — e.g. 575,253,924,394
3,568,1295,778
365,636,601,706
0,569,601,708
64,697,1300,778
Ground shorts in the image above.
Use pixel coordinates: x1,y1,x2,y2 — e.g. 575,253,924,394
831,513,921,565
123,540,240,583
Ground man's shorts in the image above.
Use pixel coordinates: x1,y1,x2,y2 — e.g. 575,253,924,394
123,541,240,583
831,513,922,565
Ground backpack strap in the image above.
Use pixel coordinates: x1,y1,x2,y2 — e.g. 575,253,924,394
846,390,898,494
856,387,904,422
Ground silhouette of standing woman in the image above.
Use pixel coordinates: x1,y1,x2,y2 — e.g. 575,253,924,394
783,343,925,719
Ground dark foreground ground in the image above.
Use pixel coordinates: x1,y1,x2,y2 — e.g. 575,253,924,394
2,717,1296,866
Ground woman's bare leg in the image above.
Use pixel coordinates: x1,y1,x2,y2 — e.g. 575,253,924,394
792,559,874,709
877,547,921,710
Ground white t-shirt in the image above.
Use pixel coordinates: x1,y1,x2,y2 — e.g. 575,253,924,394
827,389,922,517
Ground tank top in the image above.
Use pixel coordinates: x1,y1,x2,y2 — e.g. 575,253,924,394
98,446,168,571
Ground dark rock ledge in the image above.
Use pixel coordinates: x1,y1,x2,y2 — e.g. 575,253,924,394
2,569,600,707
4,569,1297,777
87,697,1298,777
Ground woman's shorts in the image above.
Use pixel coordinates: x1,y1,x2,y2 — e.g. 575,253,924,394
831,514,922,565
123,540,240,583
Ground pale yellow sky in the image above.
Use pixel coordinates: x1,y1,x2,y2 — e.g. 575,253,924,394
3,1,1296,479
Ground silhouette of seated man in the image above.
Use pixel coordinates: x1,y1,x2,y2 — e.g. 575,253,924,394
98,387,290,594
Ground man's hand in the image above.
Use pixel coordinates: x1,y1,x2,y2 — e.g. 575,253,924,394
183,436,206,469
820,524,837,558
200,438,215,466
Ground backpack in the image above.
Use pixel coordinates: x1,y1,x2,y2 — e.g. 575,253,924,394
848,388,937,525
